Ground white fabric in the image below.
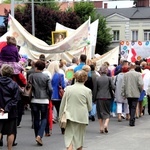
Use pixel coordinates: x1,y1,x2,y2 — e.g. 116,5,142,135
0,15,119,66
143,69,150,93
116,103,129,114
93,46,119,69
31,98,49,104
3,15,91,62
55,22,75,36
56,20,99,58
121,41,150,59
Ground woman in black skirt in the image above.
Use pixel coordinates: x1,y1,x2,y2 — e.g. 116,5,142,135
0,64,20,150
95,65,115,133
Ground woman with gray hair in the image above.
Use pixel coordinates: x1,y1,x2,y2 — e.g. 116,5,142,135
59,70,92,150
0,64,20,150
95,65,115,133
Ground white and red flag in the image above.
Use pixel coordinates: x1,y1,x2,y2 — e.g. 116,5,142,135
127,46,137,62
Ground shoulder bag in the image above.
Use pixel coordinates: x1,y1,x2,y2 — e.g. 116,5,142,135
59,97,67,129
58,74,64,99
21,75,33,102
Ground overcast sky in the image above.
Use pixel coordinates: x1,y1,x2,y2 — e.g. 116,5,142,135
105,1,135,8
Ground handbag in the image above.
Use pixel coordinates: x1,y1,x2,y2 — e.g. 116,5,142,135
58,74,64,99
59,95,67,129
21,75,33,102
108,78,115,99
142,96,148,107
59,85,64,99
59,111,67,128
21,82,32,102
139,90,146,101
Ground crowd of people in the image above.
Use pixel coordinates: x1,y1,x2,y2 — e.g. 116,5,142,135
0,36,150,150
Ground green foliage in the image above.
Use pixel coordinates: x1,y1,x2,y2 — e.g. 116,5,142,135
74,2,112,54
1,0,112,54
2,0,21,4
15,5,26,13
14,4,81,45
2,0,10,4
35,0,60,11
65,7,73,13
74,2,96,23
96,14,113,54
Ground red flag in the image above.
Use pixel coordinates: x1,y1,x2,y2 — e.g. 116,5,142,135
48,101,53,130
0,42,7,52
131,47,137,62
127,47,137,62
147,57,150,63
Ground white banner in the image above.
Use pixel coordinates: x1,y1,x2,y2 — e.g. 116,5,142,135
93,46,119,69
9,14,90,54
0,15,91,61
120,41,150,59
55,19,99,58
55,22,75,36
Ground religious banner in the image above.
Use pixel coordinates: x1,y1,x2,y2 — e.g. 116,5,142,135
0,14,91,61
9,14,90,54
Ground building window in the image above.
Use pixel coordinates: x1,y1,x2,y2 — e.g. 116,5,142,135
144,30,150,41
132,30,138,41
113,30,119,41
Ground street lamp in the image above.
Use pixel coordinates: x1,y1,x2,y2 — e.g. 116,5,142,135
31,0,35,36
11,0,15,17
11,0,35,36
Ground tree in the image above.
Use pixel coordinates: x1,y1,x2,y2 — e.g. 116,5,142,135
74,2,96,23
73,2,112,54
95,14,112,55
15,4,81,44
33,0,60,11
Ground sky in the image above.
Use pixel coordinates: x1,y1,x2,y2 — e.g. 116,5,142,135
106,1,135,8
0,16,5,26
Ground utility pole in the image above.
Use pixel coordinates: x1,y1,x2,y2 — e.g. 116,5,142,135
31,0,35,36
11,0,15,17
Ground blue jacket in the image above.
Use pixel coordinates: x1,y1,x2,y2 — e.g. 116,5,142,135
0,76,20,118
51,73,65,100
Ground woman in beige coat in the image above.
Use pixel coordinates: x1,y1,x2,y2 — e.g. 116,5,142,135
59,70,92,150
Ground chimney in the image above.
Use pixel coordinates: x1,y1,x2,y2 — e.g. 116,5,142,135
104,3,107,9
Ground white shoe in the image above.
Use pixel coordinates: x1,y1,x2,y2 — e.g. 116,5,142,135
111,112,116,117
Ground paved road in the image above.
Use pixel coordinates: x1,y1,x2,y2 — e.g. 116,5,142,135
1,109,150,150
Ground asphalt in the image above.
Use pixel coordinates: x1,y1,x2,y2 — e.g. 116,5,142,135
1,109,150,150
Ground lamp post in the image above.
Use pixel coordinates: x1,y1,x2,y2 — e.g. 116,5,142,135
11,0,35,36
11,0,15,17
31,0,35,36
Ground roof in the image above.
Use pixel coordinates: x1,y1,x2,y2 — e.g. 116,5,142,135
0,1,103,15
0,4,24,16
96,7,150,19
0,4,11,16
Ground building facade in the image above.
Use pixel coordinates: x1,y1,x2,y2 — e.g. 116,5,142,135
97,7,150,48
